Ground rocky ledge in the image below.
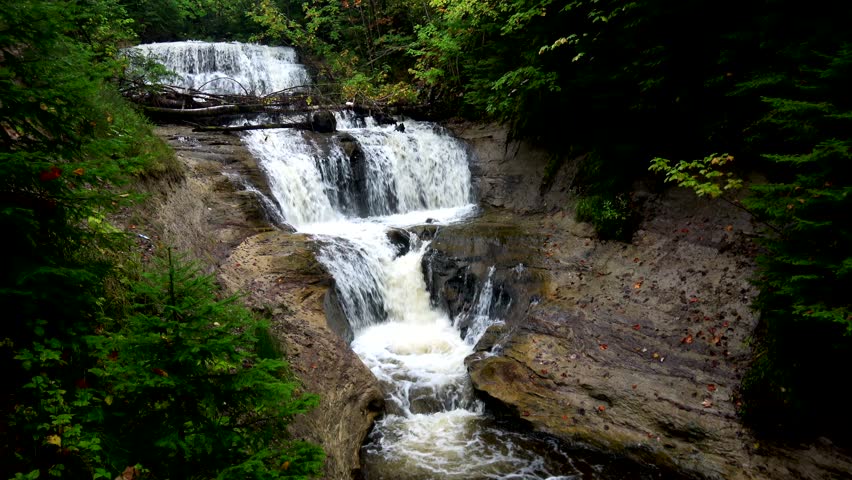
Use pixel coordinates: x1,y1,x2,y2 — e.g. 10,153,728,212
428,123,852,479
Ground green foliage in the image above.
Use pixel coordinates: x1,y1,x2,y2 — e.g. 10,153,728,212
2,1,320,477
576,194,633,241
572,150,638,240
248,0,425,103
735,43,852,437
649,154,744,198
641,1,852,439
86,251,323,478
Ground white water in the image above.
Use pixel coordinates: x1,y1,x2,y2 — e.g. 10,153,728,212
129,41,310,95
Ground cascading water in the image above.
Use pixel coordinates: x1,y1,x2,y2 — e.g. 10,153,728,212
129,41,310,95
245,119,595,479
151,41,652,479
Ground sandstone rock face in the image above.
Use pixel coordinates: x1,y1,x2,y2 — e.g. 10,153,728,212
446,122,581,213
150,126,383,480
431,124,852,479
218,232,383,480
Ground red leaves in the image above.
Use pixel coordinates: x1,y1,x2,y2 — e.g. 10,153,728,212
707,384,717,392
682,334,694,344
632,324,642,330
689,297,700,303
599,343,608,351
39,166,61,182
151,368,168,377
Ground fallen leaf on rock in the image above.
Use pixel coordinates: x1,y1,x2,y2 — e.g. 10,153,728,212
599,344,608,351
633,281,643,289
541,369,548,375
702,399,713,408
725,225,733,232
689,297,700,303
632,384,638,389
682,335,694,344
633,324,641,330
707,384,717,392
597,405,606,412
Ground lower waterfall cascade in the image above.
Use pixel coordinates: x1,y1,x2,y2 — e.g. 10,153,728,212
240,112,655,479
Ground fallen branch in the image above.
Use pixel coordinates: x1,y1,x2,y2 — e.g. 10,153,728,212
192,122,313,133
142,104,270,116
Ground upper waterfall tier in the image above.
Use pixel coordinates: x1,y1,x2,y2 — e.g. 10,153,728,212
130,41,311,95
242,119,474,227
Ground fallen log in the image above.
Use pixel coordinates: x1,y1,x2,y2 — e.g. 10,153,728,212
142,104,270,116
192,122,313,133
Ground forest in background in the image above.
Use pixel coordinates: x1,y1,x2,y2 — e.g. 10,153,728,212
2,0,851,478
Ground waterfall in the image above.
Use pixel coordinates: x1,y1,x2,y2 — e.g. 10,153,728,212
129,41,310,95
171,41,605,479
245,120,579,478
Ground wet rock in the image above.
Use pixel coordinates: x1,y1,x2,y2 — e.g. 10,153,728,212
386,227,411,256
324,288,354,344
422,210,548,329
310,110,337,133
